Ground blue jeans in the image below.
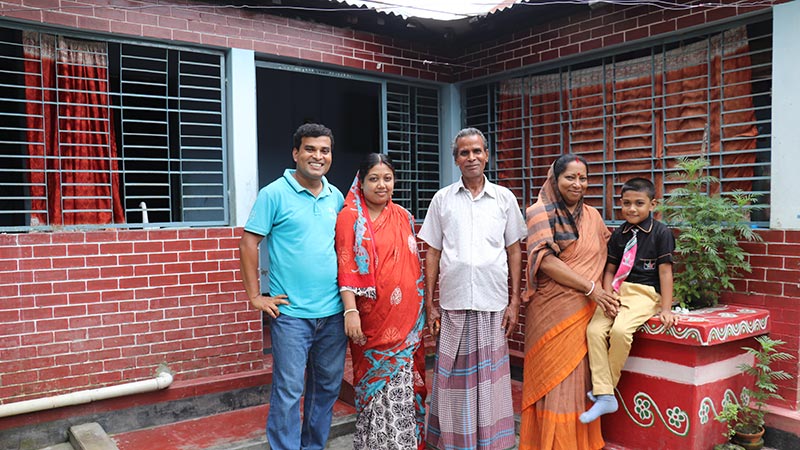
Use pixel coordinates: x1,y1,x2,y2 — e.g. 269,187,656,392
267,312,347,450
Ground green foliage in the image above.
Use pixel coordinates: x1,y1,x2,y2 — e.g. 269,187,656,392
715,336,795,437
716,402,744,439
713,443,745,450
659,157,762,309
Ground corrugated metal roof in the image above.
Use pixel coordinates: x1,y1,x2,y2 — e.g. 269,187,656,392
330,0,527,21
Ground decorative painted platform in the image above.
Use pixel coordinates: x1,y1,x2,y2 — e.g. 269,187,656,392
602,305,770,450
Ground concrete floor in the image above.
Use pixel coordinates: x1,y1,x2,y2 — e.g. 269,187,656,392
108,350,788,450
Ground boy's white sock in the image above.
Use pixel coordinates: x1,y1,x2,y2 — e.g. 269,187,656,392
586,391,597,402
579,394,618,423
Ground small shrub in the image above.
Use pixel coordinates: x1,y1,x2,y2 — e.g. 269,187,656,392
715,336,794,436
659,157,761,309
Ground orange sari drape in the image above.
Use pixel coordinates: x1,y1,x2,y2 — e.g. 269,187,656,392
520,186,609,450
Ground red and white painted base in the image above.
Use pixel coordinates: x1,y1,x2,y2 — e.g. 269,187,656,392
602,305,770,450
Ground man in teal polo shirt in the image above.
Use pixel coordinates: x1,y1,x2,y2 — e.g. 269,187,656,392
239,123,347,450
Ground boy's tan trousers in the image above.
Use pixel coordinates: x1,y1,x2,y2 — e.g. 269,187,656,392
586,282,662,396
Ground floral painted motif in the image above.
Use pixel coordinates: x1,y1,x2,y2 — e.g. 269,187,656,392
698,400,711,424
667,407,688,429
699,388,742,424
634,396,653,421
616,389,690,437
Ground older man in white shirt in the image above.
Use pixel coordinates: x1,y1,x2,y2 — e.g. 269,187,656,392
421,127,527,450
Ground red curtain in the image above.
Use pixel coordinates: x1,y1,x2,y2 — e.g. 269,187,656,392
566,66,615,209
662,26,758,195
605,62,664,213
496,26,758,218
496,78,526,202
496,74,566,202
24,32,124,226
529,74,568,189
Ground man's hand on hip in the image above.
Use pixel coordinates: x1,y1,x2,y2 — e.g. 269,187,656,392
250,294,290,318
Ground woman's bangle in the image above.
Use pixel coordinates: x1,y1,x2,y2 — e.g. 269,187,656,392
584,280,596,297
343,308,359,317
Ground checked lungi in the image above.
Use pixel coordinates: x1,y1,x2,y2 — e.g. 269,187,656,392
425,309,516,450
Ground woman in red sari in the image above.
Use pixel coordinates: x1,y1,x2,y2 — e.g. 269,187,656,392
335,153,427,450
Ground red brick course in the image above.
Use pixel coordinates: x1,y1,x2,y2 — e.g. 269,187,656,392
451,1,783,81
0,0,453,81
721,230,800,408
0,228,259,404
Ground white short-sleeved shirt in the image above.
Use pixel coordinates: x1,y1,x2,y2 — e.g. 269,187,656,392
418,177,527,311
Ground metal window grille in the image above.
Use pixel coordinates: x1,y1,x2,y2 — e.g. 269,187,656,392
0,26,226,231
386,82,440,219
465,20,772,226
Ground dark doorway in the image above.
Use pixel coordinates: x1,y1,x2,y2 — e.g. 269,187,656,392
254,67,381,354
255,67,381,193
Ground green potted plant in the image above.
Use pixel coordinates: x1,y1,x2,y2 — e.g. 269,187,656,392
659,157,762,309
713,443,745,450
715,335,794,450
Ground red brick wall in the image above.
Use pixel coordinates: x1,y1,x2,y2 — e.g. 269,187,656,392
0,228,258,404
2,229,796,407
0,0,452,82
452,1,783,81
724,230,800,409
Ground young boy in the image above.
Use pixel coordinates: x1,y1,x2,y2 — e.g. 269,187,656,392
580,177,678,424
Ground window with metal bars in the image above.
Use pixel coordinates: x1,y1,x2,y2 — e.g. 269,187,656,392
386,82,440,220
465,20,771,226
0,25,226,231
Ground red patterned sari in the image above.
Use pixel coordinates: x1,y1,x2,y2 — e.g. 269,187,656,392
335,176,427,449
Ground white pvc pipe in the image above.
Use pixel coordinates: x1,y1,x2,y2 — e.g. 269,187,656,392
139,201,149,224
0,370,173,419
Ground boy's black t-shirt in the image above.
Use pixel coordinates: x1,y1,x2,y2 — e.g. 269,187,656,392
606,216,675,292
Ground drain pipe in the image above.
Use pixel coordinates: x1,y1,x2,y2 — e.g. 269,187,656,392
0,367,174,419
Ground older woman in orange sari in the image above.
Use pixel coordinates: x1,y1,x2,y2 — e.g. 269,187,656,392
519,154,619,450
335,153,427,450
